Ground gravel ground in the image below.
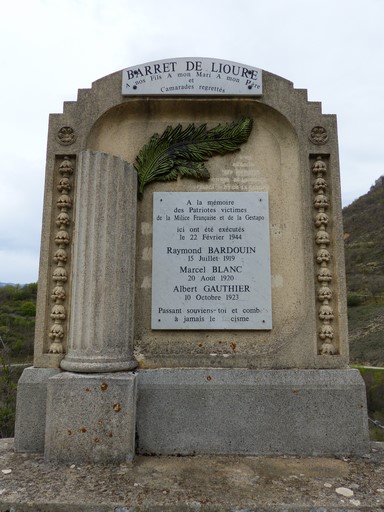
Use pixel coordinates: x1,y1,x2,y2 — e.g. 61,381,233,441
0,439,383,511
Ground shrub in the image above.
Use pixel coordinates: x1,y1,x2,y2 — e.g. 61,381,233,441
0,350,17,437
20,301,36,317
347,293,363,307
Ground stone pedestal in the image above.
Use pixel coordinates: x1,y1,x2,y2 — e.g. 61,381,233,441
60,150,137,373
45,372,137,463
136,368,370,456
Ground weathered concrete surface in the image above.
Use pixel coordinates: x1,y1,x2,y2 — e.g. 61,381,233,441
34,68,349,371
14,367,61,453
137,368,369,456
0,439,383,511
45,372,137,464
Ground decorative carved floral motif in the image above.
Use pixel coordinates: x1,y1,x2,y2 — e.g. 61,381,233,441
57,126,76,146
315,212,329,228
53,249,68,264
319,304,334,321
312,156,337,355
57,177,71,193
310,126,328,145
48,157,74,354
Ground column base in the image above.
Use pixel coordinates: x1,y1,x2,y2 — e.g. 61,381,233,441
45,372,137,463
60,356,137,373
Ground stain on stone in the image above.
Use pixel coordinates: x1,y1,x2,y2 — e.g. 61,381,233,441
100,383,108,391
206,376,212,381
80,427,87,433
113,403,122,412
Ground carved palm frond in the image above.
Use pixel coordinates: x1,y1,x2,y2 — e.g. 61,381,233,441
134,117,253,197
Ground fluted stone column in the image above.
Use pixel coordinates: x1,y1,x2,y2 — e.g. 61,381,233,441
60,150,137,373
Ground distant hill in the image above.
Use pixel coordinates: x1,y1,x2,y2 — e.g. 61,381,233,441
343,176,384,367
343,176,384,299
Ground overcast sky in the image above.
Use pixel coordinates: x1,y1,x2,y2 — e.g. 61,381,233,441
1,0,383,284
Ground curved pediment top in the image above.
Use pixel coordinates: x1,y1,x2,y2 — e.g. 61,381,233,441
57,57,330,149
63,57,322,120
121,57,263,97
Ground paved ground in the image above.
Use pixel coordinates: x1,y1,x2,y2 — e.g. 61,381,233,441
0,439,383,511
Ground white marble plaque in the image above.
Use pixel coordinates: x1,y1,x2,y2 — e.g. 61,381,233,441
151,192,272,330
122,58,262,96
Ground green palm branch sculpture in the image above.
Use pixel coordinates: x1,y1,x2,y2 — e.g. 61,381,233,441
134,117,253,197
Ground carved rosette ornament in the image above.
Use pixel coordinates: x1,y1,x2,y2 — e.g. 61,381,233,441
312,156,337,355
310,126,328,145
57,126,76,146
48,157,74,354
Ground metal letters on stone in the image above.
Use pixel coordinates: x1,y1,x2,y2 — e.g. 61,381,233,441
122,58,262,96
152,192,272,329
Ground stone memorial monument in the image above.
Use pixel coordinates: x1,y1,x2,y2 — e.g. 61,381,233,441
14,58,369,463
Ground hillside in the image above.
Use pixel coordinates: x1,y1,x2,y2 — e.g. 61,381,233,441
343,176,384,366
0,283,36,360
343,176,384,297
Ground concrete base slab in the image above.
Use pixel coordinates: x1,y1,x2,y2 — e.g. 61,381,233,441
0,438,383,511
14,367,61,453
137,368,369,456
45,372,137,463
